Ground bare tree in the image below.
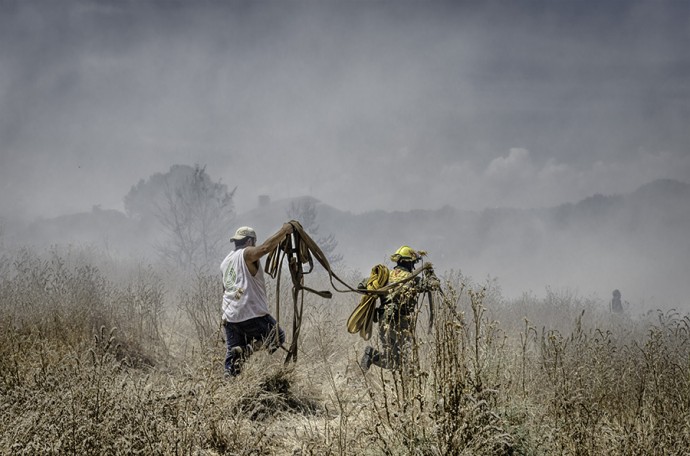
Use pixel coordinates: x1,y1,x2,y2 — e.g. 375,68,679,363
125,164,235,268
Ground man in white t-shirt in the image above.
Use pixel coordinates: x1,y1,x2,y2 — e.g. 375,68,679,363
221,223,293,377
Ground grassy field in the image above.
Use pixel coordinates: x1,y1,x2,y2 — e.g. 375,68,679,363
1,246,689,455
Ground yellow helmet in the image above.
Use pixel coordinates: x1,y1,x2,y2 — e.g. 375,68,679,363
391,245,420,263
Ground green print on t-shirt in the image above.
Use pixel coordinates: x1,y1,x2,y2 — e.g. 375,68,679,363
224,265,237,294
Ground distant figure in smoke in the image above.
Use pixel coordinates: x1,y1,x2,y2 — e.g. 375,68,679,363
611,289,623,314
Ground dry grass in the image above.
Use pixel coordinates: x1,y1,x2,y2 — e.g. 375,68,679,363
1,246,689,455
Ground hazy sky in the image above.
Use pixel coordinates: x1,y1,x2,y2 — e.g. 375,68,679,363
1,0,689,219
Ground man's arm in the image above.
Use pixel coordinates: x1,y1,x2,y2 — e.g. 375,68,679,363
244,223,293,264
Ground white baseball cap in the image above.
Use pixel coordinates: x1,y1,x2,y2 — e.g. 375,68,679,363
230,226,256,241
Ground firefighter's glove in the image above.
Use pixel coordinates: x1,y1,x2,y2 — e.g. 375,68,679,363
423,265,441,291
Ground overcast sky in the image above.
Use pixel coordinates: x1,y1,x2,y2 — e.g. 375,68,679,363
1,0,689,220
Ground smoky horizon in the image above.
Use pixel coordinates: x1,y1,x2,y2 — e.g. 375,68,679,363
0,0,688,311
1,0,688,219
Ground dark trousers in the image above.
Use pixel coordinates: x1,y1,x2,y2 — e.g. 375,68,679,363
223,314,286,376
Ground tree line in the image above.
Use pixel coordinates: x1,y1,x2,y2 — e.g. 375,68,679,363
124,164,341,270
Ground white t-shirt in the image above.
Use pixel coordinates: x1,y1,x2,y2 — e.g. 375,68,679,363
220,248,269,323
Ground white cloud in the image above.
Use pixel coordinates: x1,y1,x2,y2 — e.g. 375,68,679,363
453,147,690,210
486,148,533,179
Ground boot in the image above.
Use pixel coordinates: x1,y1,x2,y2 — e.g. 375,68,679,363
360,346,374,372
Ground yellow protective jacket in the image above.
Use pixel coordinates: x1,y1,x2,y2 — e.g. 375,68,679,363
347,265,420,340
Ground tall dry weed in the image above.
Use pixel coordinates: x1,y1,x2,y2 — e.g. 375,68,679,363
3,247,690,455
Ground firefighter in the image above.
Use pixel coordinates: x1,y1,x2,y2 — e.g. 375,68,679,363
359,246,425,371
